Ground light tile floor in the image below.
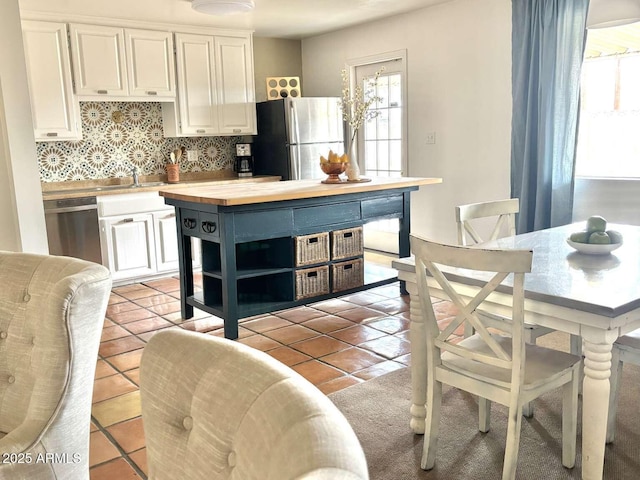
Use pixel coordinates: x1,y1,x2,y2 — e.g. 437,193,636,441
89,262,460,479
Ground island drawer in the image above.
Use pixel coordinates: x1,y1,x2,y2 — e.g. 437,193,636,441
295,265,330,300
180,209,219,240
295,232,330,266
293,202,361,229
331,226,363,260
331,258,364,292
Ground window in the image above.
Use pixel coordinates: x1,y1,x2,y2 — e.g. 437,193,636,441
362,72,403,177
576,31,640,178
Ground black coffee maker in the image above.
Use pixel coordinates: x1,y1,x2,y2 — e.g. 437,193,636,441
234,143,254,178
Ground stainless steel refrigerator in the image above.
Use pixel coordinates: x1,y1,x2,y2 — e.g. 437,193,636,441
253,97,345,180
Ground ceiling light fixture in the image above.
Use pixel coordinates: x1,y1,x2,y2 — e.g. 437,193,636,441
192,0,255,16
587,0,640,29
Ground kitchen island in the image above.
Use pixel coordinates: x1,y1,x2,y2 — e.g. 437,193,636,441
160,176,442,339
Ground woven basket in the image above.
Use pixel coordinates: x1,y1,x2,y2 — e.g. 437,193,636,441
295,232,330,266
331,227,363,260
331,258,364,292
295,265,330,300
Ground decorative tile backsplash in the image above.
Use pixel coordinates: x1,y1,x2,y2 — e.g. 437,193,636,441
37,102,240,182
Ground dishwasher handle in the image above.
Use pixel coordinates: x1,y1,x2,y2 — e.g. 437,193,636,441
43,196,98,214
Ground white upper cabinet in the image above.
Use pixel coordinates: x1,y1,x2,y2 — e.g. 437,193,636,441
215,35,256,135
22,21,81,141
69,24,128,97
171,33,219,135
163,31,256,137
69,23,175,100
125,29,176,98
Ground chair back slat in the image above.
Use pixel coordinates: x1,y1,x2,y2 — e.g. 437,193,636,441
411,234,532,376
456,198,519,246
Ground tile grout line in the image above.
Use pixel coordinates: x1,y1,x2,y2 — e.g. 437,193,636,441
90,414,147,479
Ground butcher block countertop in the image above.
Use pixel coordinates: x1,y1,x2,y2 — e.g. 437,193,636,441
41,175,281,200
159,177,442,206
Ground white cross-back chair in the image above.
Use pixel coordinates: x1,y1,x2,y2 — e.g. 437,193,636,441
607,329,640,443
455,198,519,246
411,235,581,480
455,199,581,354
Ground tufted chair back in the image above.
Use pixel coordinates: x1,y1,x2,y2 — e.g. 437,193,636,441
140,329,369,480
0,251,111,480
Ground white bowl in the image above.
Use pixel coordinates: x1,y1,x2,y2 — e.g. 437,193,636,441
566,239,622,255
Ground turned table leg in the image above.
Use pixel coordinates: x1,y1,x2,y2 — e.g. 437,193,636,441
581,327,618,480
407,281,427,434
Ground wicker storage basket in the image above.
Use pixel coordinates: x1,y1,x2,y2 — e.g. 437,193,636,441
295,265,330,300
295,232,330,266
331,227,363,260
331,258,364,292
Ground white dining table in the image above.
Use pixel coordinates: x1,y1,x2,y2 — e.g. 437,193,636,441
393,223,640,480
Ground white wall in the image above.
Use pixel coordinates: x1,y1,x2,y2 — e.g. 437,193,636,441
0,0,48,253
301,0,512,243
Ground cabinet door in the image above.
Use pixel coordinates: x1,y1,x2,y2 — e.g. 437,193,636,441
173,33,218,135
100,214,156,281
22,21,81,141
125,29,175,98
153,210,179,272
69,24,128,96
214,35,256,135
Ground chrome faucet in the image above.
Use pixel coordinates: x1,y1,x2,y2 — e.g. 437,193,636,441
131,166,139,187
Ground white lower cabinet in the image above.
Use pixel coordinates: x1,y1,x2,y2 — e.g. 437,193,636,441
98,192,200,282
153,210,179,272
100,213,157,281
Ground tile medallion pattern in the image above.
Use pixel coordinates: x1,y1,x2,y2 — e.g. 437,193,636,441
37,102,241,182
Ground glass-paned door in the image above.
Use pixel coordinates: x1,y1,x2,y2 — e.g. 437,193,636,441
355,59,406,253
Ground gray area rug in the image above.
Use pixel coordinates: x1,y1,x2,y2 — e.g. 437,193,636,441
329,332,640,479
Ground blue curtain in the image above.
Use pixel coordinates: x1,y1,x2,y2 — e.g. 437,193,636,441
511,0,589,233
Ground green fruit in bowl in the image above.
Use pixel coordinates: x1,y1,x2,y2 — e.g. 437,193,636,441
586,215,607,233
569,231,590,243
606,230,623,244
588,231,611,244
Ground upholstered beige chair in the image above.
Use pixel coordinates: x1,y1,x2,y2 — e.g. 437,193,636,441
0,251,111,480
140,329,369,480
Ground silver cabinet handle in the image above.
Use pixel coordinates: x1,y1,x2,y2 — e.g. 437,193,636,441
146,91,158,96
122,218,134,223
46,132,58,137
233,129,241,133
97,90,108,94
196,129,206,134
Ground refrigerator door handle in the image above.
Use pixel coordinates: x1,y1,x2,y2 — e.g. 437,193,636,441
289,101,300,145
289,100,303,179
291,144,301,180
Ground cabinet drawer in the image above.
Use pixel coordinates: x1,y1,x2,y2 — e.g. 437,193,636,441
362,195,404,220
293,202,361,229
180,209,200,235
199,212,219,240
234,209,293,241
179,209,219,240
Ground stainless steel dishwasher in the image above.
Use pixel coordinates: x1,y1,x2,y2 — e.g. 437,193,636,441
43,196,102,264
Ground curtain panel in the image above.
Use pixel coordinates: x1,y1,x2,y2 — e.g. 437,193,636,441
511,0,589,233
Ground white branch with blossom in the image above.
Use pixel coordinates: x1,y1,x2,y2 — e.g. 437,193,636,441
338,67,385,158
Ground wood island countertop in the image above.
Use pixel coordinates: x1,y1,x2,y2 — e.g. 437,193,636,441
159,177,442,206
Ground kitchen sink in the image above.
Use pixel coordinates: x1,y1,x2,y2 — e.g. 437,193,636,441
45,182,169,195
